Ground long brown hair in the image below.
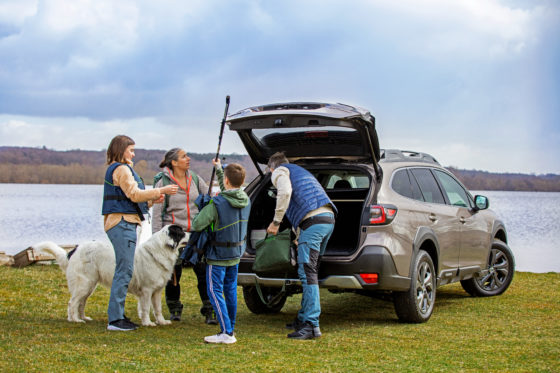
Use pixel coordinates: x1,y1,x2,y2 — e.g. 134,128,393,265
106,135,135,164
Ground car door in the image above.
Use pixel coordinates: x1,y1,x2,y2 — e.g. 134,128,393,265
409,168,461,276
432,170,491,269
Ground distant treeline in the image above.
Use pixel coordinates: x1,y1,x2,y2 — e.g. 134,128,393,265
0,146,258,186
1,146,559,191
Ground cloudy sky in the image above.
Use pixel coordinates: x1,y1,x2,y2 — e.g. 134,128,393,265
0,0,558,174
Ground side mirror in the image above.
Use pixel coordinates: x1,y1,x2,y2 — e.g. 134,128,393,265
474,195,489,211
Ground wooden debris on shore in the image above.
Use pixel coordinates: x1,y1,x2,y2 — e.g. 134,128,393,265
0,251,14,266
2,245,77,268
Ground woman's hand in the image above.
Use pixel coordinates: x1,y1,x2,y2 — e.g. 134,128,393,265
160,184,178,195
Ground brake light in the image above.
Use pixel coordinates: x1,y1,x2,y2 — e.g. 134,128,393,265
369,204,398,225
360,273,378,284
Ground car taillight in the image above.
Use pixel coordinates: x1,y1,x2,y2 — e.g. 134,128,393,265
369,204,398,225
360,273,379,284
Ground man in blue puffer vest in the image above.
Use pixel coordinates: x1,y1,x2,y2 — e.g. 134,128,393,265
266,152,337,340
191,159,250,344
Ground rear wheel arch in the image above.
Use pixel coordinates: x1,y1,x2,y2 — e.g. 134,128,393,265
412,227,440,275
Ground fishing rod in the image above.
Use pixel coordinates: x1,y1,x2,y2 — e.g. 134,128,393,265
208,95,230,194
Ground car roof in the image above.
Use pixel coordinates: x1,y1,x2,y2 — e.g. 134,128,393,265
380,149,440,165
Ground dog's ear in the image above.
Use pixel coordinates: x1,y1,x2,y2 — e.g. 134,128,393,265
167,224,186,245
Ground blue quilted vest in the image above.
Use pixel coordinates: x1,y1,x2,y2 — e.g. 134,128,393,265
102,163,149,217
282,164,337,227
206,194,251,261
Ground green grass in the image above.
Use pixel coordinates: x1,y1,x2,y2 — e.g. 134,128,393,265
0,266,558,372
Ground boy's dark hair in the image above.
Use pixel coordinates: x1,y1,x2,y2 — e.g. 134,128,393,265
267,151,289,170
106,135,135,164
224,163,245,188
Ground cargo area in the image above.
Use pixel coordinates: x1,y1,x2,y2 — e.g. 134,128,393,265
246,167,371,257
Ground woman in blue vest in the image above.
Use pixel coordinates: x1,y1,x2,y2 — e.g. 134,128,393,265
266,151,336,340
102,135,178,331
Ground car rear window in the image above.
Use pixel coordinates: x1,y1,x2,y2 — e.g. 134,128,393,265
410,168,445,204
391,169,424,201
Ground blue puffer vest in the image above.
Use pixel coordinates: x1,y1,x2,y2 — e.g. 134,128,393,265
102,163,149,217
282,163,337,227
206,194,250,261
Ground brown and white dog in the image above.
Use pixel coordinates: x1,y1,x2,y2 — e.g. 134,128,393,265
33,225,187,326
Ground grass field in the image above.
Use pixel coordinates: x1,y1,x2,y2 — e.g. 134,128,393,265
0,265,558,372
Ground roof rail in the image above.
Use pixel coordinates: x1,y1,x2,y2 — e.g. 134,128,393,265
380,149,440,165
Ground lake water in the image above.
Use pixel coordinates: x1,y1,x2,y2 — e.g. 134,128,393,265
0,184,558,273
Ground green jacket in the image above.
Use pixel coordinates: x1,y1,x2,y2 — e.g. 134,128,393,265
191,166,250,266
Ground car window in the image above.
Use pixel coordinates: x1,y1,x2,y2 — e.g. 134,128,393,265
392,169,424,201
313,170,369,189
433,170,471,208
410,168,445,204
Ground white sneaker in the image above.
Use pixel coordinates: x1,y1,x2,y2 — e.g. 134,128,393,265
204,332,237,344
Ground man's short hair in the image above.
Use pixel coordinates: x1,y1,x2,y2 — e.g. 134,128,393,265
268,152,289,170
224,163,246,188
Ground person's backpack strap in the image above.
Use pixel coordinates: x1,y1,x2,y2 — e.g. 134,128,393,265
190,170,201,194
153,171,171,225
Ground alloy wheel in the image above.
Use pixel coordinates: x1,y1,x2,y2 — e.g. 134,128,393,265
476,248,510,292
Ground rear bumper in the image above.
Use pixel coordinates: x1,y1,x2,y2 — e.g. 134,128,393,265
237,245,411,292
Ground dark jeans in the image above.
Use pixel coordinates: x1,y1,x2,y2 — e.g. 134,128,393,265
165,261,211,315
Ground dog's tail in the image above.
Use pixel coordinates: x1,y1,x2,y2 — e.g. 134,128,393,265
32,241,70,272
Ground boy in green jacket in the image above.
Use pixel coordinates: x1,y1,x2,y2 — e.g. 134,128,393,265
192,159,251,344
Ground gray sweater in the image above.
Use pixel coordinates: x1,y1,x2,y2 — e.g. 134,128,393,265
151,168,209,233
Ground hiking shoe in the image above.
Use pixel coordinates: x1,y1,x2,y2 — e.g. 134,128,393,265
312,326,322,338
287,322,318,340
205,310,218,325
286,317,304,330
107,319,137,331
123,315,139,328
204,332,237,344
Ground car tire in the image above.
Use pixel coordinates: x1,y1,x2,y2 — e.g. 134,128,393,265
242,285,287,314
393,250,436,323
460,240,515,297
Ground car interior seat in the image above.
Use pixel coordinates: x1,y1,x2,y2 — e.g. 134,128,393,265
333,179,352,189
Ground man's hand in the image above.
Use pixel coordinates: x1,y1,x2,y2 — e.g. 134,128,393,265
153,194,165,204
212,158,221,168
266,222,279,235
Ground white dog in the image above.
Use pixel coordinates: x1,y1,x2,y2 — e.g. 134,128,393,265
34,224,187,327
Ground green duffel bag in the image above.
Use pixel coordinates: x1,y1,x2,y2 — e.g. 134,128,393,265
252,229,295,274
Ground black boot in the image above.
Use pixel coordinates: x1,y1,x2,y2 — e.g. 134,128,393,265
205,309,218,325
170,304,183,321
201,301,217,325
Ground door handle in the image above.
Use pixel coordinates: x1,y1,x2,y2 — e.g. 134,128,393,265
459,217,466,224
429,213,437,222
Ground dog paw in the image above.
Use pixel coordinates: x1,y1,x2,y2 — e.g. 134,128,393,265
69,318,86,323
142,321,157,327
157,319,172,326
83,316,93,321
